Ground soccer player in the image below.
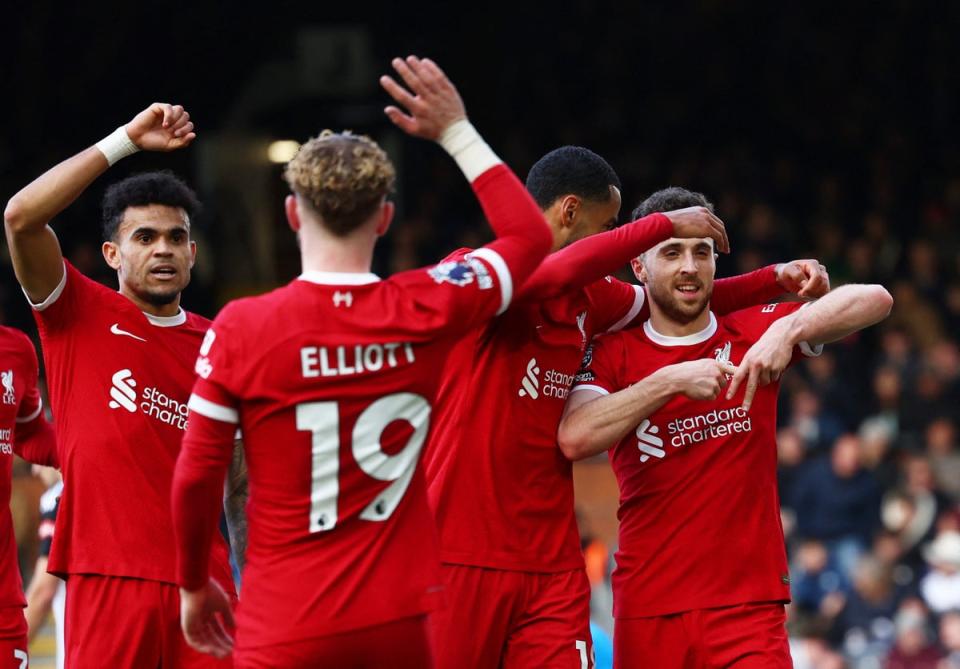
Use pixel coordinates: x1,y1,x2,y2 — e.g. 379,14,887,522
3,103,238,668
171,56,553,668
423,148,830,668
0,326,57,668
558,187,893,667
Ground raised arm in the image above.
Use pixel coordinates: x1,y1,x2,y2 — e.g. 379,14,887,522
381,56,552,302
4,103,196,303
558,359,736,460
728,283,893,410
711,260,831,315
518,207,728,302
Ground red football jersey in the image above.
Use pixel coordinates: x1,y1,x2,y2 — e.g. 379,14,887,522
31,262,232,585
572,303,820,617
0,326,45,609
425,274,646,572
187,253,513,649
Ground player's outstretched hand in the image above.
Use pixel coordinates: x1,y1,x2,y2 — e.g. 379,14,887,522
380,56,467,141
662,207,730,253
726,318,795,410
180,579,235,659
775,259,830,299
663,359,737,401
125,103,196,151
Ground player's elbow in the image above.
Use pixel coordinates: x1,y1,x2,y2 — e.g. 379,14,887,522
557,420,593,461
3,197,27,235
864,284,894,323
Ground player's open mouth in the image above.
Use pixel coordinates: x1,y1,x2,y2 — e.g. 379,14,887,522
150,265,178,279
675,283,701,295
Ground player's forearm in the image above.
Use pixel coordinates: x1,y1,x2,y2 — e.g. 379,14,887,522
223,441,248,571
559,372,677,460
4,147,109,237
24,564,57,641
711,265,781,315
14,415,58,469
779,284,893,347
173,414,236,591
518,214,673,302
467,163,552,299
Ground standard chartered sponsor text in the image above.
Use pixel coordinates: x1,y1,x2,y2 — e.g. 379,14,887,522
666,406,752,447
141,386,189,430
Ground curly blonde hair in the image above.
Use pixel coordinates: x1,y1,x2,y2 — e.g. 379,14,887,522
284,130,396,236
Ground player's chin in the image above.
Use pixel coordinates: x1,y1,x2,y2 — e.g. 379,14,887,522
140,286,183,307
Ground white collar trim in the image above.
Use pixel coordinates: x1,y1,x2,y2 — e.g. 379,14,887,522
298,271,381,286
144,309,187,327
644,312,717,346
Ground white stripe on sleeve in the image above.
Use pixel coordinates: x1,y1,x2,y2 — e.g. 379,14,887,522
467,247,513,315
607,284,646,333
188,394,239,424
570,384,611,397
15,401,42,423
25,262,68,312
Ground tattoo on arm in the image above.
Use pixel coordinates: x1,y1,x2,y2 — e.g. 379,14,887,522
224,440,249,570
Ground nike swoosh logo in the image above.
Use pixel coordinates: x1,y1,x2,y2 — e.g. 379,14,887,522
110,324,147,342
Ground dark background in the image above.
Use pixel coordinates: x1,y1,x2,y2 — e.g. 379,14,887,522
5,3,960,666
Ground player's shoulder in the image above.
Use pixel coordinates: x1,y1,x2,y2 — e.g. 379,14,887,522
0,326,37,364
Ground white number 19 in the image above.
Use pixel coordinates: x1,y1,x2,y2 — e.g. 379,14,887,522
296,393,430,533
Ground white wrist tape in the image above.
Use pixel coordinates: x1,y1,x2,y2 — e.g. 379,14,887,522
439,119,502,182
95,126,140,166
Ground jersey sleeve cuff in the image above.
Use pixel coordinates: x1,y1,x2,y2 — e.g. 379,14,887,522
570,384,611,396
606,284,646,333
439,120,503,183
466,247,513,315
188,394,239,424
15,401,43,424
796,302,824,357
24,262,67,312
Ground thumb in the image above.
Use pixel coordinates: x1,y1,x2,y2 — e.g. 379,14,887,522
719,362,737,377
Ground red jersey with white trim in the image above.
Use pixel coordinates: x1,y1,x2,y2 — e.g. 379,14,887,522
31,262,232,585
0,326,45,608
425,273,646,572
188,252,512,648
572,303,819,617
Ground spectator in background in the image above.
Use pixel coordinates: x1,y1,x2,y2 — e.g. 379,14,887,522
920,531,960,615
925,419,960,501
794,434,883,576
792,539,849,615
830,556,906,664
884,602,943,669
939,610,960,669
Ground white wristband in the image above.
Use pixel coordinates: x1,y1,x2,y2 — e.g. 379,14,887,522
95,126,140,166
438,119,502,182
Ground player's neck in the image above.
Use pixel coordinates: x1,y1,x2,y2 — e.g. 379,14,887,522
647,304,713,338
119,285,182,318
299,227,376,275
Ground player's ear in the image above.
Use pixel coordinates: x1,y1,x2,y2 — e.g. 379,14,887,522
375,200,394,237
189,240,197,268
559,195,580,230
631,256,647,283
102,241,121,271
285,195,300,233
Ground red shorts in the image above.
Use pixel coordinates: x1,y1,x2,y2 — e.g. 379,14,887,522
234,615,432,669
431,564,593,669
65,574,236,669
614,602,791,669
0,608,27,669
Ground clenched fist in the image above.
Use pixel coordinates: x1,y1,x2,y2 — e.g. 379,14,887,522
125,103,196,152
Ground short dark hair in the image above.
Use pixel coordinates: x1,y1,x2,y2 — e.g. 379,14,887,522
525,146,621,210
101,171,201,241
632,186,713,220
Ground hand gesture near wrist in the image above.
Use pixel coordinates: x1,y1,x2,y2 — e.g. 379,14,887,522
180,579,235,658
775,259,830,299
662,207,730,253
126,103,196,151
380,56,466,141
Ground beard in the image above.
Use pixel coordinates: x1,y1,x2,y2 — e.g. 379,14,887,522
139,287,181,306
647,279,712,325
